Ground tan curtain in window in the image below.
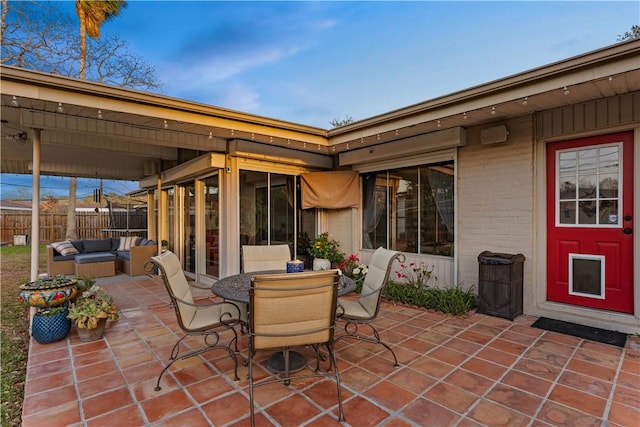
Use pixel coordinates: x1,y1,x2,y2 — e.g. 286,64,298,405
301,171,359,209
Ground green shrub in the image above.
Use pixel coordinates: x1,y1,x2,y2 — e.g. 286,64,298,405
384,280,477,316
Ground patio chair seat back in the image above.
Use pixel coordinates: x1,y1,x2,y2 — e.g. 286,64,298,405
335,247,403,367
242,244,291,272
152,251,197,328
146,251,242,391
250,270,338,349
357,247,402,318
248,269,344,425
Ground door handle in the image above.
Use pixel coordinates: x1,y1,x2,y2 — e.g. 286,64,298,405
623,228,632,235
624,215,632,221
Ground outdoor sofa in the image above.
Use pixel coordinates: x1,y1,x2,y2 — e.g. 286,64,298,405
47,237,157,277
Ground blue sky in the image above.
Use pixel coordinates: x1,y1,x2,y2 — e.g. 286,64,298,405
2,0,638,198
99,0,638,126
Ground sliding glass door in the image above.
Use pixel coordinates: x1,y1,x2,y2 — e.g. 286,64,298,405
204,174,219,277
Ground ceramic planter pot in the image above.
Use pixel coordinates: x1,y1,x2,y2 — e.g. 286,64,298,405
19,278,77,308
312,258,331,271
76,318,107,342
31,308,71,344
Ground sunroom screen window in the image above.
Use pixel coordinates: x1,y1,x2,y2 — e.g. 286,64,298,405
239,171,303,252
362,161,454,256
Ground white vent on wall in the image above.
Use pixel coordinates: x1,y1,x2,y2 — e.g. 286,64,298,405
480,125,509,145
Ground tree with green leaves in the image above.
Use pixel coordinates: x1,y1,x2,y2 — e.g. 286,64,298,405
617,25,640,42
330,115,355,128
75,0,126,78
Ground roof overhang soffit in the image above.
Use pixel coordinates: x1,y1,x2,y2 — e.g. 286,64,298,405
139,153,226,188
19,108,215,155
339,127,465,167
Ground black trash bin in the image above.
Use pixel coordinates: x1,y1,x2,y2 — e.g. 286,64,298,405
477,251,525,320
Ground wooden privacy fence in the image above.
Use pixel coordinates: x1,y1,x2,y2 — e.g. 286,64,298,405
0,211,147,243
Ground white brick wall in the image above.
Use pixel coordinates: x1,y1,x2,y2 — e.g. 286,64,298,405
457,116,534,300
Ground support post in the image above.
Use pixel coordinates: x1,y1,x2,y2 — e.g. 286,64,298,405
30,129,41,281
30,128,42,327
157,167,162,255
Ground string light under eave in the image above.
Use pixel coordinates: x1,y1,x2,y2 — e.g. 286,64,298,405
11,96,19,107
56,102,64,113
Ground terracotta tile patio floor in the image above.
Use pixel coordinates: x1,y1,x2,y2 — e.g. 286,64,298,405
21,274,640,426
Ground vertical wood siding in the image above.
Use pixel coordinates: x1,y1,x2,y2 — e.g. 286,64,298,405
537,92,640,138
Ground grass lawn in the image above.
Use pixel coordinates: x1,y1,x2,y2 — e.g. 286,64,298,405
1,245,46,427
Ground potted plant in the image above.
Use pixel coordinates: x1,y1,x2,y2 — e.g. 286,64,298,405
67,285,119,342
161,240,169,251
31,306,72,344
296,232,312,269
308,232,345,270
72,275,96,301
339,254,368,289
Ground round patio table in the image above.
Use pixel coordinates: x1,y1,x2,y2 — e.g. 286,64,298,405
212,270,356,303
212,270,356,373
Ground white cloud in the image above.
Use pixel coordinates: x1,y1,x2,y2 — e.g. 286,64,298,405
160,45,301,99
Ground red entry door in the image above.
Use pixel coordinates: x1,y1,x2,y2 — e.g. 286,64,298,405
547,132,634,313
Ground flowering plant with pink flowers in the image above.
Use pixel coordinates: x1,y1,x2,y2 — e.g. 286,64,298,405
338,254,368,282
395,262,436,289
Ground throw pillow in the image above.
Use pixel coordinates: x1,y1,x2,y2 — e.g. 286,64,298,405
51,240,80,256
118,236,138,251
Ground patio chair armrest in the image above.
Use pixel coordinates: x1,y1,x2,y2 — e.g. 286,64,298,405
355,285,385,299
173,294,243,326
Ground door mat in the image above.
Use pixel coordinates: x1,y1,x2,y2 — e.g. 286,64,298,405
532,317,628,348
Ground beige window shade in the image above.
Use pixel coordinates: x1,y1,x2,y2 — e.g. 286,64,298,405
301,171,359,209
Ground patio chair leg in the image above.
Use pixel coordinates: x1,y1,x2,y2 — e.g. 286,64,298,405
283,349,291,386
326,343,345,422
333,321,399,368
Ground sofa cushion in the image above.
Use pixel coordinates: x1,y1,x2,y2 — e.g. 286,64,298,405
75,253,116,264
111,238,120,251
83,239,113,253
139,238,150,246
70,240,84,252
53,254,77,261
118,236,138,251
51,240,80,256
117,251,131,261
